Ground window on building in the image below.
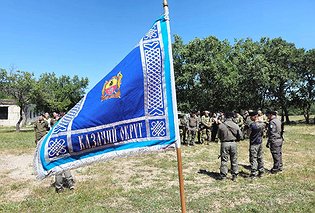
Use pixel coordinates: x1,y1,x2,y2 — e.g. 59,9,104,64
0,107,9,119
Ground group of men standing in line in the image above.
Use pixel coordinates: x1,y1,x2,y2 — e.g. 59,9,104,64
178,109,284,181
33,112,75,193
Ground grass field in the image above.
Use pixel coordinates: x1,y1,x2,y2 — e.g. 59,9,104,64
0,119,314,212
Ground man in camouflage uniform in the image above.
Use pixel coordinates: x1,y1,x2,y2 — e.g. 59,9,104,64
248,111,266,178
178,112,187,145
266,110,284,174
210,113,219,142
196,111,202,144
187,111,199,146
217,112,243,181
34,115,48,144
243,110,254,139
200,111,211,145
51,112,75,193
234,112,244,137
257,110,268,138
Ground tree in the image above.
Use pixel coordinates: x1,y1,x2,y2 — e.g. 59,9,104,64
231,39,270,110
0,69,10,99
173,35,190,111
34,72,89,113
0,69,36,131
173,35,235,112
292,49,315,123
260,37,302,123
172,35,312,120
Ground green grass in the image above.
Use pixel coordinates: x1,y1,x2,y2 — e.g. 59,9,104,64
0,126,35,153
0,118,314,212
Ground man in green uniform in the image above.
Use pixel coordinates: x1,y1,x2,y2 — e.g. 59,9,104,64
51,112,76,193
200,111,211,145
217,112,243,181
266,110,284,174
34,115,48,144
234,112,244,137
187,110,199,146
210,113,219,142
178,112,187,145
248,111,266,178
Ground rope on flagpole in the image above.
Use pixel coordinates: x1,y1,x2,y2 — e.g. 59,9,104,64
163,1,187,212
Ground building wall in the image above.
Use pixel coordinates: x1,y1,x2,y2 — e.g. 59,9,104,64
25,104,38,124
0,105,20,126
0,100,39,127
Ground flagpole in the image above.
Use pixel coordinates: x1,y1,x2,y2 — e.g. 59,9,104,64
163,1,187,212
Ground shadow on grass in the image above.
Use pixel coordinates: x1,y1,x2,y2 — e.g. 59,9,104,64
239,163,251,171
20,129,34,132
238,171,250,178
198,165,255,180
239,164,274,177
198,169,222,180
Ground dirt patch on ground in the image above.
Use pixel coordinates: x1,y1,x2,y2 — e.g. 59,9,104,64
0,153,35,180
0,153,51,202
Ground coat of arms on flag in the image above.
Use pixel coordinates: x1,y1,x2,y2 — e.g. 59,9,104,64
101,72,123,101
34,14,179,179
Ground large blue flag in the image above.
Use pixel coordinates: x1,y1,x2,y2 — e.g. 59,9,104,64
34,14,180,179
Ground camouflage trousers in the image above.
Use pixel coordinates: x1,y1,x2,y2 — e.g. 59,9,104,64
249,143,264,175
187,128,198,145
200,128,211,144
179,127,187,144
55,171,74,190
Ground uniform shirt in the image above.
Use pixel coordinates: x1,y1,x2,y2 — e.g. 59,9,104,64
34,120,48,141
179,116,187,128
267,117,283,145
188,115,199,128
201,115,211,128
233,114,244,128
45,118,52,130
249,121,265,145
218,119,242,142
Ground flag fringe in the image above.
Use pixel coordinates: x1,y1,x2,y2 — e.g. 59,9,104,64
34,142,175,180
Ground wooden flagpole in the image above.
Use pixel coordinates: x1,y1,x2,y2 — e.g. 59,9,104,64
163,1,187,212
176,145,187,213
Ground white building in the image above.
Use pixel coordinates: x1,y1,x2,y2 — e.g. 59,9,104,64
0,99,38,127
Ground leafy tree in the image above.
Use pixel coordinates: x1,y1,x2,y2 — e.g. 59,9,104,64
231,39,270,110
172,35,311,120
173,35,191,112
34,73,89,113
260,37,302,123
0,69,36,131
292,49,315,123
0,69,11,99
173,35,236,112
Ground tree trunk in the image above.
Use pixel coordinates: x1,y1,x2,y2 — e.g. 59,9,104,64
281,107,290,124
305,114,310,124
284,108,290,124
304,104,310,124
16,107,23,132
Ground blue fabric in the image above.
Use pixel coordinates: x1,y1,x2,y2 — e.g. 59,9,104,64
34,15,178,178
249,122,264,144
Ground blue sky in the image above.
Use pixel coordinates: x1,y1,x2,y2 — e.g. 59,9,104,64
0,0,314,90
